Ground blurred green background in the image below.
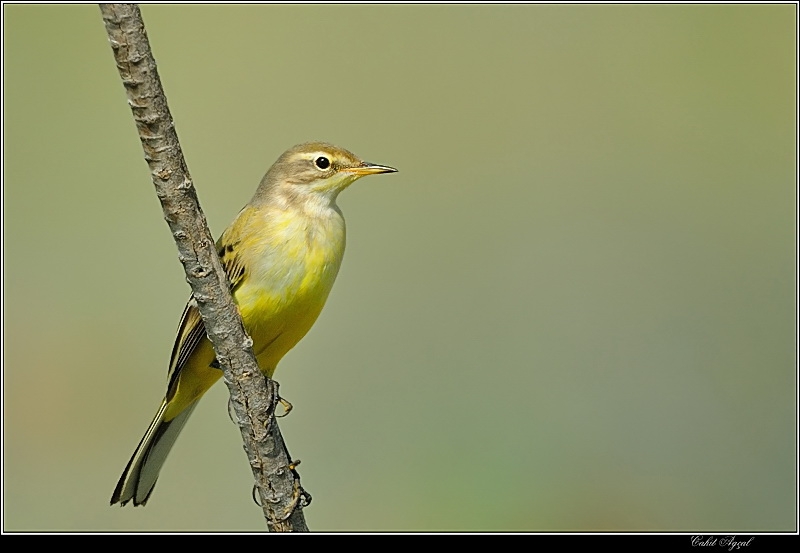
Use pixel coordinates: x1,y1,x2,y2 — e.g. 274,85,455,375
2,4,796,532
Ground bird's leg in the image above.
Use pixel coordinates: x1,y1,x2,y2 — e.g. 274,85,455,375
227,396,238,424
263,372,293,417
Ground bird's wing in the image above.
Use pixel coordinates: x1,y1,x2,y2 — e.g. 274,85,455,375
165,208,252,394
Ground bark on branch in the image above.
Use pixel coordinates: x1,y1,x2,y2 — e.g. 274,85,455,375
99,3,309,532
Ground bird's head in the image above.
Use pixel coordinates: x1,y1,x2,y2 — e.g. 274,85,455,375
255,142,397,208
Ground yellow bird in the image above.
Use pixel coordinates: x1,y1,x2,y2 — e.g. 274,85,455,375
111,142,397,506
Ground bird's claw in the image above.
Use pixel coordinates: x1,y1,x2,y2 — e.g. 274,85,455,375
276,396,293,418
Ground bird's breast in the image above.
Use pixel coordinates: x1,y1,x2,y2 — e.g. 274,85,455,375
233,207,346,368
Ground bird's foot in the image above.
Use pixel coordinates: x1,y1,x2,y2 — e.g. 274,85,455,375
276,396,293,418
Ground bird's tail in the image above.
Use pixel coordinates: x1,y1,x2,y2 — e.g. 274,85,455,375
111,398,197,506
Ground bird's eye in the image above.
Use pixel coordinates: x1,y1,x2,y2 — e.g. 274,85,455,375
314,156,331,170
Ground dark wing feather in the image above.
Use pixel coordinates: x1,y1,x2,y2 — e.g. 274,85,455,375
165,209,251,394
165,299,207,397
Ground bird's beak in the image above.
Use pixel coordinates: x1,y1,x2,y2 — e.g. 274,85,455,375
344,161,398,176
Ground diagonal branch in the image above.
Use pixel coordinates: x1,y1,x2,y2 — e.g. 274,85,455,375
99,3,309,532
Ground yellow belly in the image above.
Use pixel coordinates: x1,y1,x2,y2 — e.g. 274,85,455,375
236,255,341,376
164,206,345,420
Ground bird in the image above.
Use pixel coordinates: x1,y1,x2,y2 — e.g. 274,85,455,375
111,142,397,506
